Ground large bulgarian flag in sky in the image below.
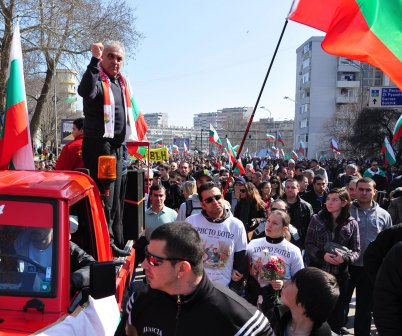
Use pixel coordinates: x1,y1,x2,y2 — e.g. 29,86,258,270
288,0,402,90
0,22,34,170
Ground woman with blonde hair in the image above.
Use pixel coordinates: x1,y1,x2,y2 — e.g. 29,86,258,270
182,180,197,200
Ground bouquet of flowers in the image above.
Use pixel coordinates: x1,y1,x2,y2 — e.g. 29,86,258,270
257,251,286,304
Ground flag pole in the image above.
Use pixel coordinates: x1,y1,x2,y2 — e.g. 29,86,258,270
224,18,289,194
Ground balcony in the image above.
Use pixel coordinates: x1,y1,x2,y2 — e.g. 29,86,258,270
338,64,361,72
336,95,359,104
337,80,360,88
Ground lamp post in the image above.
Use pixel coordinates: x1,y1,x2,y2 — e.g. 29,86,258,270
283,96,295,103
260,106,276,147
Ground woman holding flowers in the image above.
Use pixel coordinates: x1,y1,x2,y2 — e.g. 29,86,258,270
245,210,304,313
305,188,360,335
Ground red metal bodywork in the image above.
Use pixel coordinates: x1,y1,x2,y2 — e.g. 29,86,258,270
0,170,135,335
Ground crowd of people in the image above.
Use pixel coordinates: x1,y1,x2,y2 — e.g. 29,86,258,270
39,39,402,335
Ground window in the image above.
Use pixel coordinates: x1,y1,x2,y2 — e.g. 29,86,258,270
302,73,310,84
0,197,58,298
303,42,311,54
302,58,310,69
300,118,308,128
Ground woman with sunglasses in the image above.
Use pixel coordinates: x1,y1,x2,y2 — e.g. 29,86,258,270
269,176,283,200
304,188,360,335
246,210,304,314
234,182,266,235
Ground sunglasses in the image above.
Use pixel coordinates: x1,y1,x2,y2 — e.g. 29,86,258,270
271,181,279,184
239,189,246,193
271,207,287,212
144,247,189,267
202,194,223,204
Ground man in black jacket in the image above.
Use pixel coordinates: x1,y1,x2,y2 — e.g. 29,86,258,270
124,222,274,336
283,178,314,248
373,241,402,336
301,175,328,214
78,41,132,257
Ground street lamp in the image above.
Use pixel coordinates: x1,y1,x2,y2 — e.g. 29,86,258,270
260,106,276,147
283,96,295,103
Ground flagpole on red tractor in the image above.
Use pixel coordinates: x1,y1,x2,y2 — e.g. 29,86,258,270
223,19,289,195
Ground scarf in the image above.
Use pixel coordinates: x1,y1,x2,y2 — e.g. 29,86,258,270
99,63,137,141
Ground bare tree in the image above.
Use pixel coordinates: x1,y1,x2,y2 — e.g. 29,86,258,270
348,108,401,160
0,0,143,140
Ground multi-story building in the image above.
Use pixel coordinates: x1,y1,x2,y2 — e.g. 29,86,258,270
56,69,78,114
293,36,386,159
143,112,169,128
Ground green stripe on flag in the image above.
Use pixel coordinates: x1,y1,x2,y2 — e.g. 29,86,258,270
358,0,402,62
5,60,25,109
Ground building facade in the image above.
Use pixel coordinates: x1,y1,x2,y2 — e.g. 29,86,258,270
143,112,169,128
293,36,386,159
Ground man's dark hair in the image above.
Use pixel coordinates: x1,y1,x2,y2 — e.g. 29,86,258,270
159,162,170,171
356,177,376,189
313,175,325,184
310,159,318,164
150,221,204,276
197,181,216,200
73,117,84,130
294,175,305,184
149,184,166,196
293,267,339,325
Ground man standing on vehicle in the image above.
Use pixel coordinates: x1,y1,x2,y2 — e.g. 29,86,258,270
124,221,274,336
78,41,135,257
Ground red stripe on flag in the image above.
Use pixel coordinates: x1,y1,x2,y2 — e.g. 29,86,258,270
0,101,29,169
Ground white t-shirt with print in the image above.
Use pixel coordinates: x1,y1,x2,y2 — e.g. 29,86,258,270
247,237,304,288
186,213,247,286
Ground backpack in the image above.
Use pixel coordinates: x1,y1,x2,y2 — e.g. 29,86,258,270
185,199,202,218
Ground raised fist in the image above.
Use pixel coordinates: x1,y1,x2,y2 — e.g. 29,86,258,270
91,43,104,59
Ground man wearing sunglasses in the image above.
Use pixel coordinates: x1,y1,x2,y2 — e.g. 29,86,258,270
123,222,274,336
186,182,248,290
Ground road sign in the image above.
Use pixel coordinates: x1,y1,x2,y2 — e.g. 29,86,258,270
369,86,402,108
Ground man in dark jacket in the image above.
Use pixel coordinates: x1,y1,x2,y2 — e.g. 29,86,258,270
123,222,274,336
373,242,402,336
283,178,314,248
78,41,132,257
301,175,328,214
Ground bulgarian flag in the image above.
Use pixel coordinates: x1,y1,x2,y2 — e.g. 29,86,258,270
271,146,278,154
291,151,299,161
266,134,275,141
0,22,34,170
277,132,285,146
381,137,396,166
330,138,341,153
298,141,305,156
124,79,148,142
172,145,179,154
227,138,245,174
392,114,402,143
209,124,223,149
153,138,163,147
288,0,402,90
279,148,285,158
183,142,189,154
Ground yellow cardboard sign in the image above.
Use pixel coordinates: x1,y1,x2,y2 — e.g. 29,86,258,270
149,148,169,162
